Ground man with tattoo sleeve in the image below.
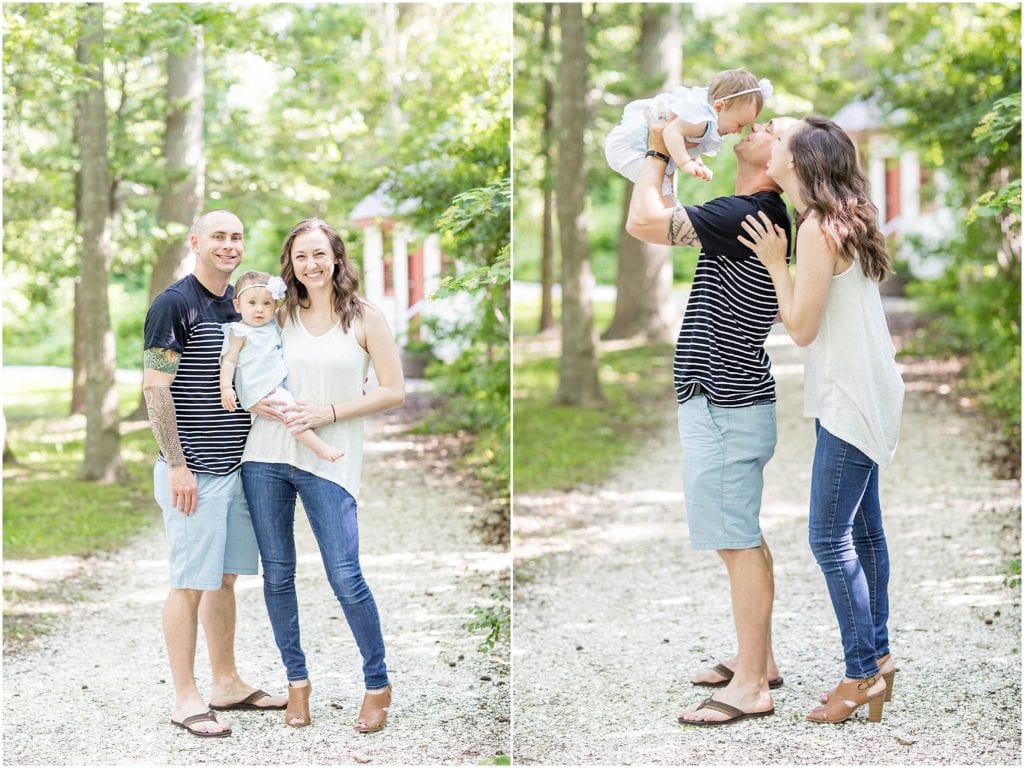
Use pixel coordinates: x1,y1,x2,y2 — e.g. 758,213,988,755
627,115,798,726
143,210,286,737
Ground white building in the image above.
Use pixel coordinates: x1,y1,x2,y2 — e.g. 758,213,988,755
833,98,954,281
349,185,444,346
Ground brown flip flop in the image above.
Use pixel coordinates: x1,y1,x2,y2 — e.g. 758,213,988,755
170,710,232,737
210,689,286,711
693,662,784,690
678,697,775,727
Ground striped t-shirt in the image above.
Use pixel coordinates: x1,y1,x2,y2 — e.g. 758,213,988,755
143,274,252,474
674,191,791,407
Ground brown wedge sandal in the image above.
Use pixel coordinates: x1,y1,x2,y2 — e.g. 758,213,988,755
353,684,392,733
807,674,886,723
285,681,312,728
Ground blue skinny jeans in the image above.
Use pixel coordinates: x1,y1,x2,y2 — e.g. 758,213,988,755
240,462,389,689
808,423,891,679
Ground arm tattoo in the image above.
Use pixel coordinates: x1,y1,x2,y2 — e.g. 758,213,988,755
668,207,701,247
144,347,180,374
143,385,187,467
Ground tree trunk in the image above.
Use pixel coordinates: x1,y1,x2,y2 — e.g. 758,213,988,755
75,2,124,483
554,3,604,406
71,282,87,414
147,24,205,303
133,24,205,419
538,3,556,333
602,4,680,343
1,410,15,466
71,128,86,415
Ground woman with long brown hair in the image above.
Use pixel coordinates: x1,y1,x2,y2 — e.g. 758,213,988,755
738,115,904,724
241,218,405,732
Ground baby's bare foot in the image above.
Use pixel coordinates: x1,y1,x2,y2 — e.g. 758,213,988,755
315,446,345,463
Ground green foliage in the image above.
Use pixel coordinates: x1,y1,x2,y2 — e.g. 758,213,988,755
410,118,510,502
1004,558,1021,590
3,378,157,559
905,217,1020,435
3,3,510,364
463,589,510,654
478,756,511,766
512,2,867,288
514,3,1021,452
514,344,674,492
865,6,1021,436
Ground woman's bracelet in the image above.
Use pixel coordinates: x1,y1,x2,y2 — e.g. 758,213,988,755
645,149,671,164
331,404,337,423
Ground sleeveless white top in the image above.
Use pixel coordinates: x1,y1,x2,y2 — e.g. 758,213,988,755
242,314,370,496
803,257,905,467
221,321,289,409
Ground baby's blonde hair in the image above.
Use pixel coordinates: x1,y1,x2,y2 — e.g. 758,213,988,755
233,269,273,297
708,68,763,113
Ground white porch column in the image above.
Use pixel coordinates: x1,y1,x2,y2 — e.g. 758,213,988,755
362,224,385,305
423,234,442,297
899,151,920,223
392,225,410,340
868,155,887,225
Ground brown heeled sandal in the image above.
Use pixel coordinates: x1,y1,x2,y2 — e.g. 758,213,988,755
353,684,391,733
820,654,897,704
807,674,886,723
876,653,897,702
285,681,312,728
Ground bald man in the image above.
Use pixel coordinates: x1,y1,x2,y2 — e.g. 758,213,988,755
143,210,286,737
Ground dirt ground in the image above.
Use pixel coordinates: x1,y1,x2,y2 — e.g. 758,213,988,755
2,389,511,765
513,325,1021,765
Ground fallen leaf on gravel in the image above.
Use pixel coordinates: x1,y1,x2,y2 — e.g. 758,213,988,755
352,753,372,763
895,737,917,746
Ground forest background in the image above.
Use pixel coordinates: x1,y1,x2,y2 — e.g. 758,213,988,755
2,2,510,604
512,1,1021,491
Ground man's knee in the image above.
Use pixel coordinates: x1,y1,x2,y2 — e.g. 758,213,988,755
220,573,238,589
167,586,205,608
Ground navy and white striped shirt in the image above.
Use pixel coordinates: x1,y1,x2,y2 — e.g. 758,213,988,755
675,191,791,407
144,274,252,474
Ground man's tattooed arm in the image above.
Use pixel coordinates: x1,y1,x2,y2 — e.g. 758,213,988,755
144,347,181,374
668,207,701,247
143,347,186,467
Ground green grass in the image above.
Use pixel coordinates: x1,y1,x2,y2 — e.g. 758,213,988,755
513,343,674,493
3,375,159,560
512,297,617,340
479,756,511,766
3,372,160,646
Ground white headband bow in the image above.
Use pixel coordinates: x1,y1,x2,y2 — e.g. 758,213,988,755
720,78,774,103
237,275,287,301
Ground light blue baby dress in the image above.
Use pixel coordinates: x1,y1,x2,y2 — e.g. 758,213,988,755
221,321,289,410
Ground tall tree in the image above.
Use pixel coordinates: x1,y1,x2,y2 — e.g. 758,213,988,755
148,21,204,302
603,4,679,343
129,19,205,419
554,3,604,406
75,2,124,482
537,3,556,333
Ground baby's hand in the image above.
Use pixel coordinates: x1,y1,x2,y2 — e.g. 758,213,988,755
681,158,713,182
221,388,237,412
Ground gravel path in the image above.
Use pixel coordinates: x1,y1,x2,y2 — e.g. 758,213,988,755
3,398,511,765
513,327,1021,765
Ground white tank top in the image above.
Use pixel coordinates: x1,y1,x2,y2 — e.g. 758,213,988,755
803,257,904,467
242,314,370,496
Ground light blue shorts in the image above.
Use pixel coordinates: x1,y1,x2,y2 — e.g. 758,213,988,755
677,396,777,550
154,460,259,590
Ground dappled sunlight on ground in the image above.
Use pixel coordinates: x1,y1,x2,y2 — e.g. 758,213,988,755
514,319,1020,765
